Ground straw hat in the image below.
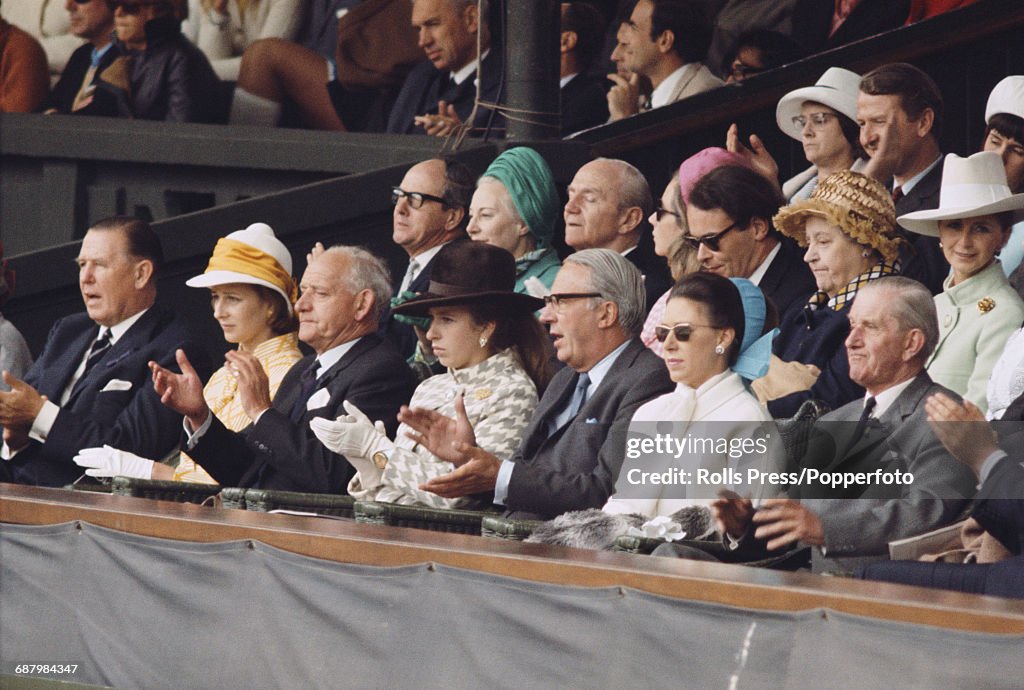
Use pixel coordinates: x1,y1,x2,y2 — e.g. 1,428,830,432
985,75,1024,123
775,67,861,141
392,240,543,317
186,223,298,313
773,170,902,263
897,152,1024,237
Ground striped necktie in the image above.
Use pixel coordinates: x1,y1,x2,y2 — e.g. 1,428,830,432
80,328,112,381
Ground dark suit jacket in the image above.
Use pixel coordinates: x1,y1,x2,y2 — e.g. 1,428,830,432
971,430,1024,555
5,305,211,487
624,243,672,318
504,338,675,520
792,0,910,54
560,73,608,136
186,333,417,493
386,49,504,135
46,42,119,116
759,236,816,323
895,161,950,295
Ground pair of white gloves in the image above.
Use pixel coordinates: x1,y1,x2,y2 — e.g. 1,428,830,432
310,400,395,489
71,400,392,485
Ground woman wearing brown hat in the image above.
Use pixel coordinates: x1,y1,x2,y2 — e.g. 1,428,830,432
761,170,904,417
311,240,551,510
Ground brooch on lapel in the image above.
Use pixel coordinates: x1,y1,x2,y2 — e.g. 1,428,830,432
474,387,492,400
977,297,996,314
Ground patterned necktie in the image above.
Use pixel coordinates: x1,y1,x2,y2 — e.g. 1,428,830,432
80,328,112,381
288,360,320,422
891,186,904,204
843,396,877,457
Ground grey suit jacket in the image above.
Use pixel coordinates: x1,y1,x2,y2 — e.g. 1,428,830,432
504,338,674,520
799,372,976,573
661,62,723,106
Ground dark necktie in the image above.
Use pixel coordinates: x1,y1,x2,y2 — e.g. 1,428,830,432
80,328,112,381
891,186,903,204
843,396,877,457
288,360,320,422
547,372,591,438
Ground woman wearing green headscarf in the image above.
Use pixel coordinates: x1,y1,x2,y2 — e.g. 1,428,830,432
468,146,562,296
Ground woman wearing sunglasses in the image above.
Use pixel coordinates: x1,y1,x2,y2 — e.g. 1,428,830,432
640,148,751,357
466,147,562,298
763,170,904,417
311,240,551,510
97,0,221,122
603,272,779,519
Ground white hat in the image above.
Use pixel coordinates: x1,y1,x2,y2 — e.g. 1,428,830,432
985,75,1024,124
186,223,297,313
776,67,862,141
897,152,1024,237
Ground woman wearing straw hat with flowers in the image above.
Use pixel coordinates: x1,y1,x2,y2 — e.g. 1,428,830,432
898,151,1024,413
761,170,904,417
73,223,302,482
311,240,551,510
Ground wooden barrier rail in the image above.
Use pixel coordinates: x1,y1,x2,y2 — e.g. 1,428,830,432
2,483,1023,635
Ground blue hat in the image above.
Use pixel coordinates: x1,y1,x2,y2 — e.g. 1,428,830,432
729,278,777,382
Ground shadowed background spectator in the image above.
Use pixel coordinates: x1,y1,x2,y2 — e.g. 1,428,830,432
720,29,801,84
0,241,32,391
1,0,79,79
45,0,115,116
0,9,49,112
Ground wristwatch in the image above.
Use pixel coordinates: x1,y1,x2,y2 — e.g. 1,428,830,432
372,450,389,469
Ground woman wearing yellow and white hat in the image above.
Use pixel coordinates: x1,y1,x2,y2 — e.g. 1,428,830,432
73,223,302,482
899,151,1024,412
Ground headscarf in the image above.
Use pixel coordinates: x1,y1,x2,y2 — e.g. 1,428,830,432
481,147,560,248
729,278,778,382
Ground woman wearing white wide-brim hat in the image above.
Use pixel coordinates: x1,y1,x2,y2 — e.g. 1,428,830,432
71,223,303,482
727,66,867,202
899,152,1024,413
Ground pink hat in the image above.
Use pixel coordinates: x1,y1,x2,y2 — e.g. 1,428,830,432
678,148,753,204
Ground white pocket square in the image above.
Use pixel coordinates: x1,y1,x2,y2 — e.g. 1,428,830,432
586,417,599,424
101,379,132,392
307,388,330,410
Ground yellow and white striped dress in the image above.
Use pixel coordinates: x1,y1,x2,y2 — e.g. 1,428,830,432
173,332,303,483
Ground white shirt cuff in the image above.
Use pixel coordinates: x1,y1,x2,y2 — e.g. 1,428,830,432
183,412,213,450
29,400,61,444
493,459,515,506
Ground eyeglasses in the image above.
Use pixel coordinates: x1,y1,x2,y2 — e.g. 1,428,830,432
542,292,603,311
106,0,161,13
791,112,837,130
391,187,447,210
653,205,681,222
680,223,740,252
654,323,718,343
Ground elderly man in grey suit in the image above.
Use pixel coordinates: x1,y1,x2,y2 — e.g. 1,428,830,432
400,249,674,520
712,277,976,573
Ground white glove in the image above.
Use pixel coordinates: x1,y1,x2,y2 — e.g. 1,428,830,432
310,400,394,461
73,445,156,479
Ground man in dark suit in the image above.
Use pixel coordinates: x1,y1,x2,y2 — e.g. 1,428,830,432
559,2,609,135
563,158,672,315
712,278,975,573
154,246,417,493
0,216,211,487
386,0,503,137
45,0,117,116
686,165,815,321
858,63,949,294
400,249,674,519
383,157,473,363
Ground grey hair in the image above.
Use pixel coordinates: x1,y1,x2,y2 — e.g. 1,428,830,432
413,0,490,20
859,277,939,361
476,175,524,225
324,245,393,321
564,248,646,335
595,157,653,218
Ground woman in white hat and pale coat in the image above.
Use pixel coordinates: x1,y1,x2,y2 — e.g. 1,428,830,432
72,223,302,482
981,75,1024,281
899,152,1024,413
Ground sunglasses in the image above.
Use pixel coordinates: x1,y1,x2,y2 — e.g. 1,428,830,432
391,187,447,209
653,205,681,222
106,0,162,14
680,223,740,252
653,323,717,343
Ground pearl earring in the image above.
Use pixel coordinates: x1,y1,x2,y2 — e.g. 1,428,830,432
862,249,871,258
479,336,488,348
715,344,725,355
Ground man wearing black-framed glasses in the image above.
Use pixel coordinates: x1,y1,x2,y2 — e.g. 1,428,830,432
686,165,815,321
383,157,473,362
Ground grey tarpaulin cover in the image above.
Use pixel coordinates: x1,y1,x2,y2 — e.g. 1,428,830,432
1,521,1022,689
